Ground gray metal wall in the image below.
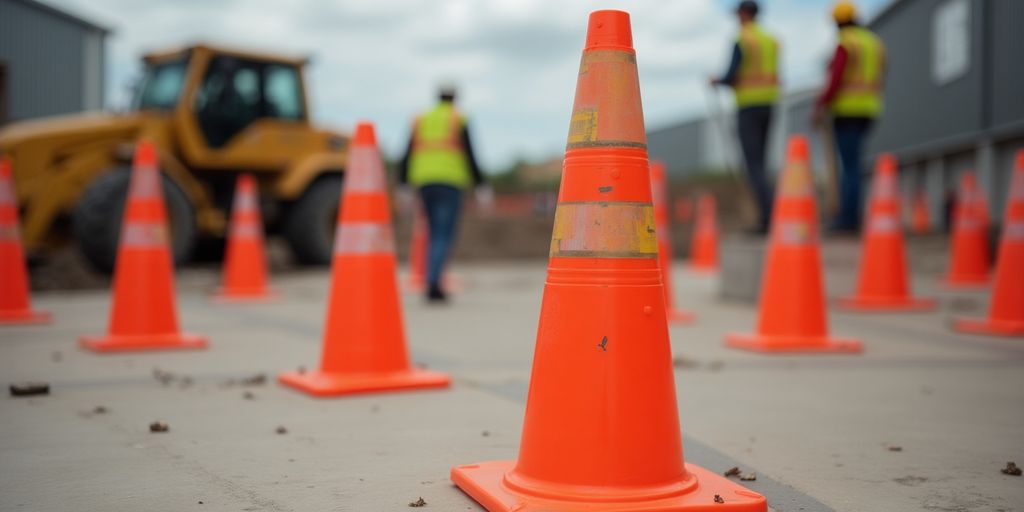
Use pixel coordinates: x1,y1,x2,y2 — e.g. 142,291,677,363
647,118,705,176
0,0,106,123
989,0,1024,132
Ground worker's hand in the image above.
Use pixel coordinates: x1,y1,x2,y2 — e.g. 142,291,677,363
474,185,495,215
811,105,826,128
395,186,415,213
707,76,720,87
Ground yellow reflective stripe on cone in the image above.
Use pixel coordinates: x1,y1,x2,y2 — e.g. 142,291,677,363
549,202,657,258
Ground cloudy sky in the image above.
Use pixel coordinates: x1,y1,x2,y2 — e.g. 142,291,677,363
51,0,890,171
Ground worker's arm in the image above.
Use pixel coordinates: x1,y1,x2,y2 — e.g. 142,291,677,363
815,44,847,110
710,42,742,87
397,135,414,186
461,123,484,186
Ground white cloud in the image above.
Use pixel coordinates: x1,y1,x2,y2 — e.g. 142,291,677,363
47,0,891,171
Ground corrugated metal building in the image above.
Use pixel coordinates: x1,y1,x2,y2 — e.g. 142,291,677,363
0,0,109,124
648,0,1024,225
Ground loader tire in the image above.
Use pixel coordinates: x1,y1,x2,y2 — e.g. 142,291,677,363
284,174,342,266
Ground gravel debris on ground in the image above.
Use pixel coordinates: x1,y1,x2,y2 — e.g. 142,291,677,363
723,466,741,477
408,497,426,507
9,382,49,397
740,472,757,481
276,426,288,435
888,445,903,452
1001,462,1021,476
149,421,169,433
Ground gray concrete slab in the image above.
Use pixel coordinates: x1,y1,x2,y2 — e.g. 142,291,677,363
2,259,1023,511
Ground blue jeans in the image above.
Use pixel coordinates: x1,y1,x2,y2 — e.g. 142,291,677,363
419,184,463,289
737,105,774,229
833,117,874,230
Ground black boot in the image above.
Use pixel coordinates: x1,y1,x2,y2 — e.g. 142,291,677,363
427,284,448,303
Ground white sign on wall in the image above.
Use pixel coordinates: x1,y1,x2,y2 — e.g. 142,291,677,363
932,0,971,86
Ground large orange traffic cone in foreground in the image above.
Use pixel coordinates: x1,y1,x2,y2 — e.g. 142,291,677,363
213,174,278,302
0,158,51,325
954,151,1024,336
651,160,694,324
278,122,450,396
80,142,207,352
939,171,991,288
451,12,766,511
726,136,862,354
910,188,930,234
688,192,719,272
838,154,935,311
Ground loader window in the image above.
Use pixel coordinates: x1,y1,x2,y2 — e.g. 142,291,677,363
264,65,304,121
194,57,262,148
137,59,187,110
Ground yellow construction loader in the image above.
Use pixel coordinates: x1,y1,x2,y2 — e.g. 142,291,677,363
0,44,348,271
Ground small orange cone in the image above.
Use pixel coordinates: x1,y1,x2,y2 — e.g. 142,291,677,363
0,158,51,325
404,201,429,291
939,171,991,288
838,154,935,311
278,122,450,397
954,151,1024,336
79,142,207,352
213,174,278,302
451,12,767,511
725,136,862,354
688,192,719,272
651,160,694,324
910,188,930,234
674,196,694,223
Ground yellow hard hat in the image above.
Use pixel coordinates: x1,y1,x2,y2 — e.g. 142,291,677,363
833,1,857,23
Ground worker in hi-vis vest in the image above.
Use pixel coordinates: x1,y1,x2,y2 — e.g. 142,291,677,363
813,1,886,234
399,84,492,303
710,0,780,235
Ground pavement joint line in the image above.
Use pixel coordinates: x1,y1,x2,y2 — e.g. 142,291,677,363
469,379,836,512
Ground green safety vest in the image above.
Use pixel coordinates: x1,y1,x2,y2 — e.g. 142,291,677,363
832,26,885,118
408,103,471,189
734,24,780,108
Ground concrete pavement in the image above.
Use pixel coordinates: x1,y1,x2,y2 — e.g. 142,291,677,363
1,260,1022,511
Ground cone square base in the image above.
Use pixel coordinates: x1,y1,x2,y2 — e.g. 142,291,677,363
278,368,450,397
451,460,766,511
836,295,936,312
211,288,282,304
669,309,696,325
953,317,1024,337
79,332,208,353
0,309,52,325
937,276,990,290
725,332,863,354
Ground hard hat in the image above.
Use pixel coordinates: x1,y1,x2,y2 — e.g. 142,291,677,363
833,1,857,23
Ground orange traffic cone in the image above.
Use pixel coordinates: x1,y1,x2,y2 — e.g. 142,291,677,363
838,154,935,311
79,142,207,352
939,171,991,288
404,201,429,291
451,12,767,511
954,151,1024,336
688,192,719,272
725,136,862,354
910,188,930,234
278,122,450,396
213,174,278,302
651,160,694,324
0,158,51,325
674,196,694,223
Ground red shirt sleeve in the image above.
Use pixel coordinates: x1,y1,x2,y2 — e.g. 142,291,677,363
816,45,848,109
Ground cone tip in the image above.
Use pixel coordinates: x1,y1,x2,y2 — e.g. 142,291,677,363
352,122,377,146
0,157,9,179
585,10,633,50
1016,149,1024,171
651,160,665,178
786,135,810,161
877,153,898,174
134,140,158,167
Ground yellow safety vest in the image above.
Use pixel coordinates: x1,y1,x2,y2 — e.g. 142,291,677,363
408,103,471,189
734,24,780,108
832,26,885,118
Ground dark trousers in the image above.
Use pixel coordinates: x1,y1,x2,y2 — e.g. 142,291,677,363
737,105,774,229
419,184,463,289
832,117,874,230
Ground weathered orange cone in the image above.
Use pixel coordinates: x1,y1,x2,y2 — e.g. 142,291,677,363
278,122,450,396
213,174,278,302
651,160,694,324
910,188,930,234
939,171,991,288
954,151,1024,336
838,154,935,311
688,192,719,272
451,12,767,511
80,142,207,352
404,201,429,290
725,136,862,354
0,158,51,325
